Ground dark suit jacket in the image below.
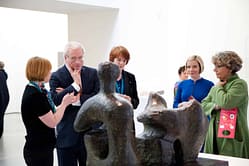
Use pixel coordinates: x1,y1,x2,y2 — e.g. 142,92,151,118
49,65,99,148
122,70,139,109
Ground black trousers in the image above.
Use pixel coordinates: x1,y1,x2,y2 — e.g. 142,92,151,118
56,144,86,166
23,143,54,166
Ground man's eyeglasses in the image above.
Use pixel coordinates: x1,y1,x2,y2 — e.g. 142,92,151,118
67,56,83,62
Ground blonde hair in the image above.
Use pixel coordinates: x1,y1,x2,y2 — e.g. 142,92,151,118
186,55,204,73
212,51,242,73
26,56,52,81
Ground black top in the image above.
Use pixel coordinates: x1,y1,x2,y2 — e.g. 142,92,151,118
21,85,56,149
120,70,139,109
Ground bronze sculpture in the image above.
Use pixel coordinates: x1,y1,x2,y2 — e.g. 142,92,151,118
74,61,226,165
137,92,209,165
74,62,139,166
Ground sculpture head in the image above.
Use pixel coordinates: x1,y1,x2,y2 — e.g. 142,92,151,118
97,61,120,93
98,61,119,83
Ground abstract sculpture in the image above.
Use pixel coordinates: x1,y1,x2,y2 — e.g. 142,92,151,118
74,61,213,166
136,92,209,165
74,61,140,166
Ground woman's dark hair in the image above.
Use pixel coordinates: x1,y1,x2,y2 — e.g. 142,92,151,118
178,66,186,75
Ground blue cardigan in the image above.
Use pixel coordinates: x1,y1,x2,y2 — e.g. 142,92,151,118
173,78,214,108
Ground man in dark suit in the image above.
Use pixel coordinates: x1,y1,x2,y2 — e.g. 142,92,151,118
49,41,100,166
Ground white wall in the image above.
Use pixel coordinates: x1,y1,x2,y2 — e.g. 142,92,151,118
1,0,249,124
105,0,249,131
113,0,249,108
0,7,68,113
68,9,119,68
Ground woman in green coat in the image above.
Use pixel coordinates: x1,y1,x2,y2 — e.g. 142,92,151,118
202,51,249,158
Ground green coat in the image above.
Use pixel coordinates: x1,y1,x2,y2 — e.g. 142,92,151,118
201,74,249,158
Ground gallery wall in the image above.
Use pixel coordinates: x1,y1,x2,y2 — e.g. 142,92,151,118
1,0,249,128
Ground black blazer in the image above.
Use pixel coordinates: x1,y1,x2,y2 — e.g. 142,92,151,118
122,70,139,109
49,65,99,148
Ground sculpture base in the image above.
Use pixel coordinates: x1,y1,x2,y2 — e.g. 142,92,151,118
184,157,229,166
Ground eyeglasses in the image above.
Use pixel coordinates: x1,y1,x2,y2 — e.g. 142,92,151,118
67,56,83,62
214,64,225,69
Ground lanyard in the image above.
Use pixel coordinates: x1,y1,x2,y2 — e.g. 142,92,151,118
115,78,124,94
29,81,56,113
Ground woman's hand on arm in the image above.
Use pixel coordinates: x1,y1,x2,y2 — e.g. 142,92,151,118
39,92,77,128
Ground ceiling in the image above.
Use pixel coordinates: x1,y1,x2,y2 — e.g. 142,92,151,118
0,0,118,14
